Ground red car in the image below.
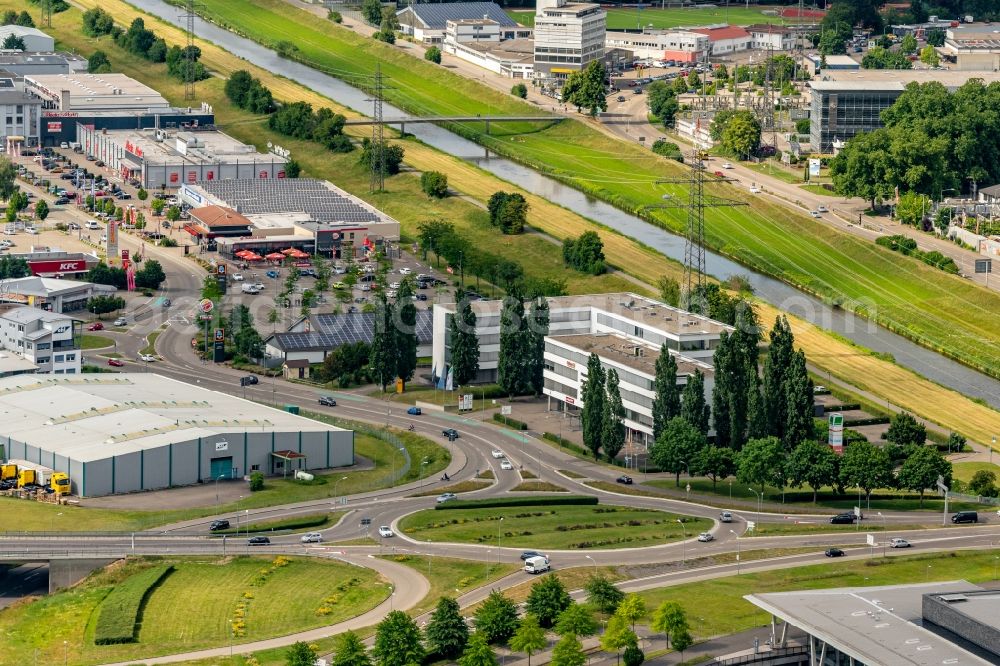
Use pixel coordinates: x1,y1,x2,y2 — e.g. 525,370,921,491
87,322,104,331
107,358,124,367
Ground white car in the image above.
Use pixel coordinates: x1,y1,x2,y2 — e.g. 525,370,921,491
389,282,401,289
697,532,714,542
86,221,100,230
114,317,128,326
500,459,514,470
139,353,156,362
816,205,829,213
722,162,734,169
232,273,244,282
399,267,412,275
491,449,505,458
809,210,821,218
888,538,911,548
385,289,397,298
25,226,38,235
378,526,394,538
301,532,323,543
749,186,761,194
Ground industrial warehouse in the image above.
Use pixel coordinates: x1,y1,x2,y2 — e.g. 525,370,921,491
0,374,354,497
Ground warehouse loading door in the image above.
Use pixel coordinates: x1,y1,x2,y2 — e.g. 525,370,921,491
210,456,234,480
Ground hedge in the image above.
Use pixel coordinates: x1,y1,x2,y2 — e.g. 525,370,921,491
94,565,174,645
542,432,590,457
844,416,891,427
435,495,598,510
492,413,528,430
822,403,861,412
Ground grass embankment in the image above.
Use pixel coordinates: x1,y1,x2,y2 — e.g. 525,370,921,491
51,0,1000,448
508,5,791,29
635,551,1000,642
381,554,521,616
214,510,346,535
399,504,710,549
79,334,113,350
0,556,388,665
952,461,1000,484
93,565,173,645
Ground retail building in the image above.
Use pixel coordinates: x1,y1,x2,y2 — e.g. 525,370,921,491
0,276,116,313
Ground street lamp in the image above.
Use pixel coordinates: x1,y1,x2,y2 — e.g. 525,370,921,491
730,529,741,574
214,475,225,506
585,554,597,573
333,475,348,502
497,516,504,564
877,512,886,557
676,519,687,565
748,488,762,527
420,457,430,486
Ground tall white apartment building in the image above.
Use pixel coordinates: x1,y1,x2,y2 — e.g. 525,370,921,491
533,0,607,80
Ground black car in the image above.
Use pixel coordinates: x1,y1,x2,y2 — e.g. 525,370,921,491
54,197,70,205
415,293,428,301
318,395,337,406
829,514,855,524
116,192,132,200
442,428,459,439
952,511,978,524
825,548,845,557
247,536,271,545
520,550,545,561
209,519,230,531
243,374,259,385
616,475,633,485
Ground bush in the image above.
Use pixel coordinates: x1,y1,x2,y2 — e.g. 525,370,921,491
487,191,528,234
651,139,684,162
542,432,590,457
249,471,265,491
94,565,174,645
421,171,449,198
875,235,959,274
795,118,810,135
225,70,275,114
425,46,442,64
359,138,404,176
435,495,598,510
511,83,528,99
328,10,342,22
562,230,606,275
623,646,645,666
492,413,528,430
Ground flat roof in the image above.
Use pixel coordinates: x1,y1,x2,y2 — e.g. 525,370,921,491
811,69,1000,91
0,52,85,66
465,37,536,61
0,352,37,374
0,276,114,297
25,73,169,110
747,581,996,666
442,292,733,338
548,332,713,377
0,306,70,324
0,374,347,463
96,127,279,167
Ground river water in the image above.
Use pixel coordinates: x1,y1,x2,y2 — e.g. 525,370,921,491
140,0,1000,408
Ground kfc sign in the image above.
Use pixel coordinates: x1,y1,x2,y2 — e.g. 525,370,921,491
125,141,143,157
28,259,88,274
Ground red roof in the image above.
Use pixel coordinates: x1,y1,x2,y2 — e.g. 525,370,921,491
691,26,751,41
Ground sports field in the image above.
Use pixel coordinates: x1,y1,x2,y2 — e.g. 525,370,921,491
508,5,795,30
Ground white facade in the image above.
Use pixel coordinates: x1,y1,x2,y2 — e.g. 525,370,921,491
604,30,708,63
533,0,607,79
431,292,732,386
0,89,42,147
0,26,55,52
0,306,80,374
692,26,752,56
447,19,502,44
542,333,714,445
748,25,795,51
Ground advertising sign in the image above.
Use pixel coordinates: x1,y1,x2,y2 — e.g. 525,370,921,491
215,441,229,452
828,413,844,453
459,394,473,411
199,298,214,314
975,259,992,274
809,158,822,177
501,405,512,416
46,121,62,132
107,220,119,266
27,259,89,275
214,328,225,343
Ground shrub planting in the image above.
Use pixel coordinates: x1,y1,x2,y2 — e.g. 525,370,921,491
94,565,174,645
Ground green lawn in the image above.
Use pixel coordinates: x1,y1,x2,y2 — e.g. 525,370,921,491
79,334,113,350
508,5,793,29
398,504,711,549
744,161,804,185
0,556,388,666
952,461,1000,484
635,551,1000,642
379,554,521,616
800,183,837,196
141,329,162,356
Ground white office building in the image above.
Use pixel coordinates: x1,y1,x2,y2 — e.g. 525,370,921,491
605,30,708,63
533,0,606,80
0,306,81,374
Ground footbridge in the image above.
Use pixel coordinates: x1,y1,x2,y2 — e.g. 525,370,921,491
343,115,562,135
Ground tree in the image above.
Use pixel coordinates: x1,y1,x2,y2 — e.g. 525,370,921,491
136,188,148,201
83,7,115,36
498,293,531,397
896,191,930,227
839,440,894,501
425,45,442,64
862,46,913,69
34,200,48,221
527,296,549,395
474,589,520,644
151,198,166,216
623,646,644,666
488,191,529,234
87,50,112,74
926,28,945,47
368,293,397,390
510,614,547,666
372,610,424,666
421,171,448,198
601,615,638,661
680,370,710,437
673,75,688,95
511,83,528,98
286,642,317,666
450,291,480,385
166,205,181,223
332,631,371,666
616,594,646,631
376,14,397,43
561,60,608,116
359,138,405,177
551,635,586,666
686,70,701,89
651,347,680,441
580,353,606,459
459,632,498,666
657,276,680,307
585,574,624,614
736,436,785,493
526,575,572,628
362,0,382,25
0,255,29,279
762,316,794,440
897,445,951,506
692,445,735,490
1,35,25,50
646,81,679,127
602,369,626,463
134,259,165,290
15,10,34,27
554,602,598,638
787,440,839,502
651,601,689,649
720,110,761,159
284,159,301,178
969,470,998,498
87,295,126,317
650,416,705,486
670,627,693,657
782,350,814,449
900,33,918,54
395,280,418,389
885,412,926,447
919,44,940,67
562,231,606,275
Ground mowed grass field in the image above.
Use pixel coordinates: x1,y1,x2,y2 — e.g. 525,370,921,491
398,504,711,549
149,0,1000,381
508,5,794,29
0,556,388,665
51,0,1000,449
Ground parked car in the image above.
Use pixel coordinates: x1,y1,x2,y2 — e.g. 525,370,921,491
442,428,459,439
617,95,626,102
825,547,845,557
414,293,428,301
248,536,271,546
378,526,394,538
318,395,337,407
54,197,70,205
209,519,230,531
107,358,124,367
301,532,323,543
436,493,457,504
697,532,714,542
87,322,104,331
266,270,280,279
500,459,514,470
888,538,911,548
616,475,633,485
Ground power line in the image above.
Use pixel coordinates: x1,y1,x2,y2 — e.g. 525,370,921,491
368,63,387,193
183,0,197,101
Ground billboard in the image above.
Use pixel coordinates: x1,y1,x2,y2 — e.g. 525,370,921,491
107,220,119,266
809,158,822,177
459,393,473,411
829,413,844,453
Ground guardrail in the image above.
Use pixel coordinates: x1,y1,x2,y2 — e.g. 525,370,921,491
712,646,809,665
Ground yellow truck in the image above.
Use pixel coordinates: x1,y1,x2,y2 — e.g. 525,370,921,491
50,472,70,495
16,468,35,488
0,463,17,481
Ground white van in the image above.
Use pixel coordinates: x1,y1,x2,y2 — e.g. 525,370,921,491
524,556,550,575
241,284,261,295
